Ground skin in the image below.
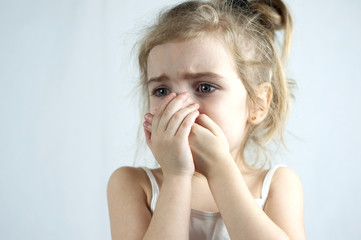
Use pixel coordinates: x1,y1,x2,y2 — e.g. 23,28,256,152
145,34,249,170
107,33,306,240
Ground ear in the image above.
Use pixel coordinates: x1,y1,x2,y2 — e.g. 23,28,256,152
247,82,273,125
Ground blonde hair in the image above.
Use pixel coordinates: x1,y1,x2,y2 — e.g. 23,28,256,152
135,0,295,168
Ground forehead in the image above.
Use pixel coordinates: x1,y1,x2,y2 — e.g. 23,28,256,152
147,34,238,80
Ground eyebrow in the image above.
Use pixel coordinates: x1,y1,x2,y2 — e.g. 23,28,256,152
147,72,225,86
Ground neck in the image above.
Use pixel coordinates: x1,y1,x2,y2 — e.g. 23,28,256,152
231,149,256,174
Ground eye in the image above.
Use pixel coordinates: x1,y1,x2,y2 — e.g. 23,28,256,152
152,87,171,97
197,83,216,93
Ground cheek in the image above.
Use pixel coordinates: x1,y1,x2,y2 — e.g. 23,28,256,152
203,99,248,147
221,110,247,145
224,113,247,148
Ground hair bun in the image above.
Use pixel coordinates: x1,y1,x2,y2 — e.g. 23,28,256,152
229,0,250,9
249,0,292,60
250,0,290,31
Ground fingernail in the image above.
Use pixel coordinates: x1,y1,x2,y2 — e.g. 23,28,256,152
167,93,176,99
143,121,150,128
183,92,190,97
192,103,199,108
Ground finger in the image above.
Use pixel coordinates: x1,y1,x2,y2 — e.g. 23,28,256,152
195,114,222,136
189,122,212,141
143,120,152,132
152,93,177,132
143,122,152,148
144,113,154,124
176,110,199,139
158,92,191,131
166,103,199,135
190,122,203,136
189,122,202,144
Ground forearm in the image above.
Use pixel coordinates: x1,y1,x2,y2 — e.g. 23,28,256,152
207,159,289,240
143,175,192,240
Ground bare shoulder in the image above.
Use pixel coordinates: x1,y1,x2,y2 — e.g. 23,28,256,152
272,166,303,190
107,166,148,191
267,166,304,206
107,166,152,240
265,166,306,240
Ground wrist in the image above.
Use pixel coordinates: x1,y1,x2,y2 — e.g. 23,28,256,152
163,173,193,184
205,154,236,180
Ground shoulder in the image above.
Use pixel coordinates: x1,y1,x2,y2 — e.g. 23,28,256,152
107,166,153,199
107,167,153,239
108,166,145,182
108,166,145,190
271,166,303,194
265,166,306,239
107,166,151,212
107,166,160,209
267,166,304,204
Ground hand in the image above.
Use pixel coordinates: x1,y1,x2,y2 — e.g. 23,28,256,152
143,92,200,178
189,114,232,178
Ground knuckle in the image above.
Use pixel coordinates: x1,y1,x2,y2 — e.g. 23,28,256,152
163,108,172,117
182,115,195,128
198,113,206,119
181,120,190,128
191,121,201,131
186,104,197,110
173,111,183,121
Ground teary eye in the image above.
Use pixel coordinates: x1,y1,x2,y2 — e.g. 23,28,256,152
152,88,170,97
198,84,216,93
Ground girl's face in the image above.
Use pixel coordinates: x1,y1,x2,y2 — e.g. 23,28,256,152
147,34,250,158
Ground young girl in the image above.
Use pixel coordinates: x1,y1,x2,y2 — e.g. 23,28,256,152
107,0,305,239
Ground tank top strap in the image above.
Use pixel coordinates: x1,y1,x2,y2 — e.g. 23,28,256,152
141,167,159,213
261,164,286,202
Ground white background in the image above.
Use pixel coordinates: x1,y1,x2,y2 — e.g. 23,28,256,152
1,0,360,239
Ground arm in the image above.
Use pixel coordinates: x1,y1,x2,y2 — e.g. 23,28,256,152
107,167,151,240
143,92,199,239
107,167,193,240
189,114,305,240
108,92,199,239
143,174,192,240
207,160,305,240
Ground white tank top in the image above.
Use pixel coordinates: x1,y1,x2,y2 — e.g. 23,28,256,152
142,165,285,240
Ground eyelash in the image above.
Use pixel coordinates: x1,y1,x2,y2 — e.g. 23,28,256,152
151,83,217,97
